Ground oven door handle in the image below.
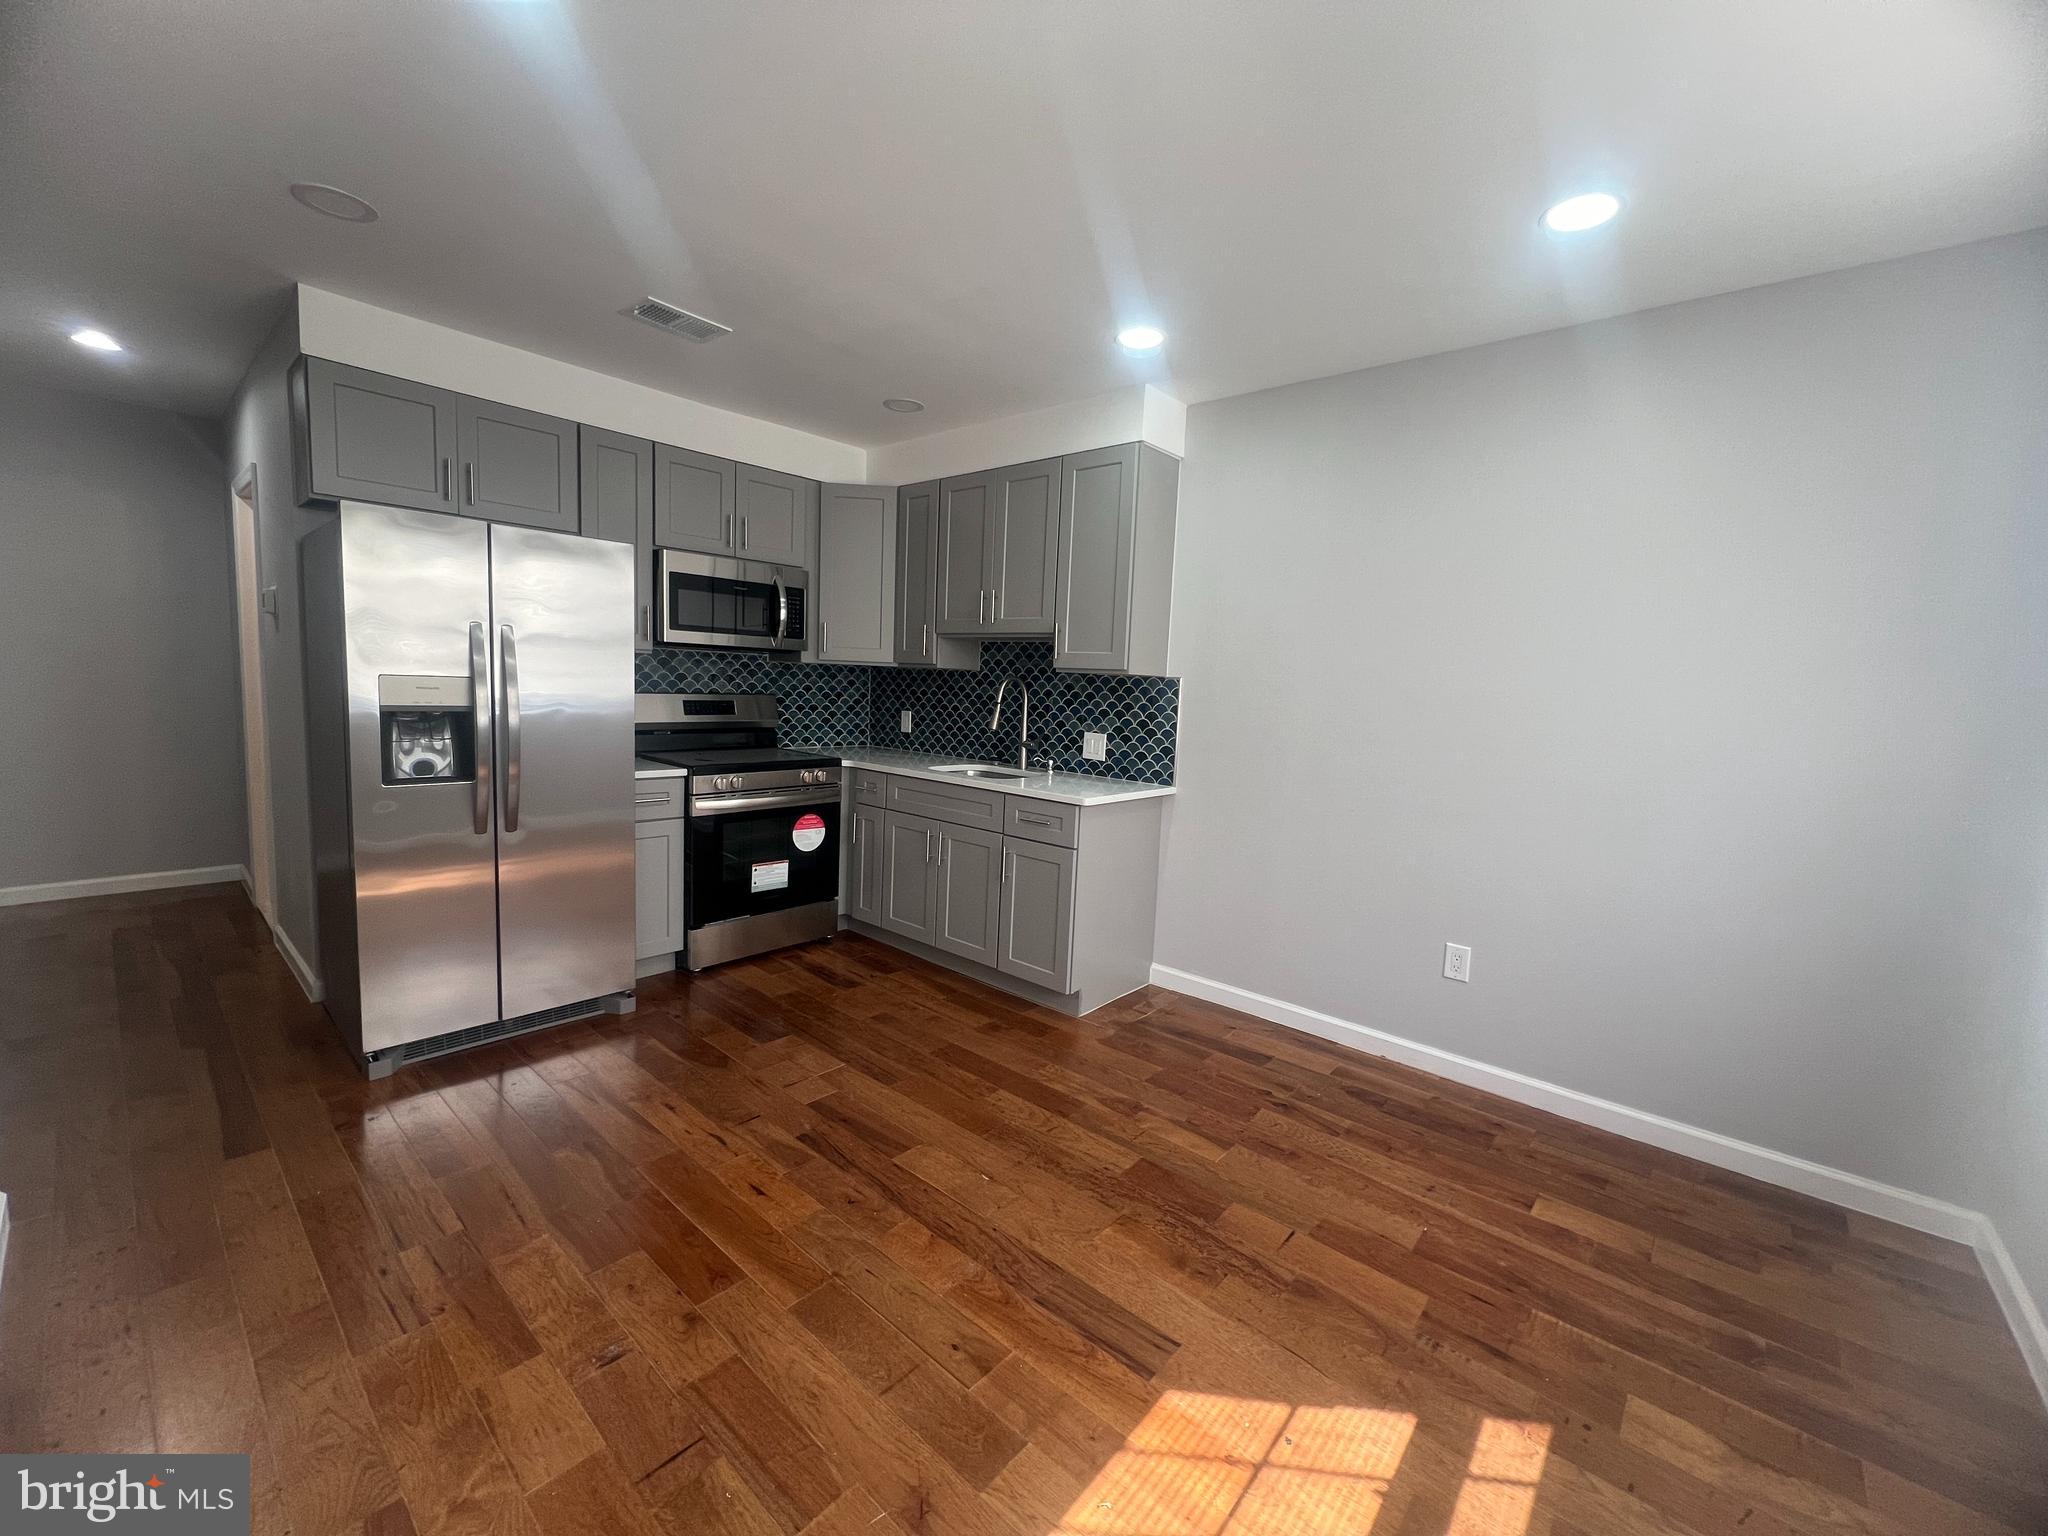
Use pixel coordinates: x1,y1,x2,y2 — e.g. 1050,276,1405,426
689,785,840,819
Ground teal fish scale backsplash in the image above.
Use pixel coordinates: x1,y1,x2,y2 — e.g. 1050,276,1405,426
633,641,1177,785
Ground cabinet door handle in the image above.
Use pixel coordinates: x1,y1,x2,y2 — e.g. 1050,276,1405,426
852,816,860,847
441,457,452,500
1016,811,1058,826
741,514,749,550
639,602,650,646
634,792,671,805
722,512,731,546
464,462,476,506
924,830,935,863
821,618,829,653
921,622,929,656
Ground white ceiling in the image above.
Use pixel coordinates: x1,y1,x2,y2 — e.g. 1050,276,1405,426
4,1,2044,442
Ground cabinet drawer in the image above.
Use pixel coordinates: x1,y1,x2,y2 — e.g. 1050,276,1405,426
851,768,890,807
1002,796,1079,848
886,774,1004,832
633,777,687,821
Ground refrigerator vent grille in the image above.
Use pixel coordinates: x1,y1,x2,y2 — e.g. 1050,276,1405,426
622,297,732,342
393,998,609,1065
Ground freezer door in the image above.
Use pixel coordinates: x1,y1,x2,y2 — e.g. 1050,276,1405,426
336,505,502,1053
489,524,636,1017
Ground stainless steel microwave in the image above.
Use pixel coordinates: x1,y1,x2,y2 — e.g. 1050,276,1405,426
656,549,808,652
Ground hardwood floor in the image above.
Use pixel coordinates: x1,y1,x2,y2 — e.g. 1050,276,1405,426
1,885,2041,1536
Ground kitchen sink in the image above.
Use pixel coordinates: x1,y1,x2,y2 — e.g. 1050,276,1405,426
931,763,1032,780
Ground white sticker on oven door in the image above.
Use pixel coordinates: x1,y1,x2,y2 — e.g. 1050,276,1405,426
750,859,790,893
791,812,826,852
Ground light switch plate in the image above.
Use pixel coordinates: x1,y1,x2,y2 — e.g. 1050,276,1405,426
899,710,913,734
1082,731,1108,762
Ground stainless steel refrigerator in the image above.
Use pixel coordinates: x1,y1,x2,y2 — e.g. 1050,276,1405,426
303,503,636,1076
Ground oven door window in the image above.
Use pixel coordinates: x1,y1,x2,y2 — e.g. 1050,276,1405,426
667,570,780,640
690,801,840,926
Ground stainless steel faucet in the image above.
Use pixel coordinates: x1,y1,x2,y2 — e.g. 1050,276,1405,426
990,677,1031,769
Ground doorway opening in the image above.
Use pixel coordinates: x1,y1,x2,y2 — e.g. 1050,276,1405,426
231,467,276,924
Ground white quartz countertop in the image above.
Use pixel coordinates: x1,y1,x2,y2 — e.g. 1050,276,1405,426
633,758,690,779
804,746,1174,807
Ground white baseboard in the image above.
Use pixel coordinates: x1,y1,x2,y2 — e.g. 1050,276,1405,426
0,864,244,909
268,916,325,1005
1970,1214,2048,1412
1150,961,2048,1410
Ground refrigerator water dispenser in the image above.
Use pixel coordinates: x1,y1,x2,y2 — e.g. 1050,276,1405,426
376,674,475,785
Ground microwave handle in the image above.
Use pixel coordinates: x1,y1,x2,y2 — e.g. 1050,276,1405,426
773,571,788,640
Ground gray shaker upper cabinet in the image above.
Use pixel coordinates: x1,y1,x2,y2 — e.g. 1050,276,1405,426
986,457,1063,634
934,460,1062,636
579,426,656,652
1054,442,1179,674
654,445,737,554
934,473,993,634
736,464,815,570
458,397,579,533
894,483,979,669
816,484,895,665
295,358,459,513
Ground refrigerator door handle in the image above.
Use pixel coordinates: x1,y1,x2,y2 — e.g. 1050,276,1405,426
469,621,493,834
499,624,523,834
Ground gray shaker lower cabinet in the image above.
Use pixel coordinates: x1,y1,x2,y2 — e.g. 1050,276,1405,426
998,838,1075,991
634,819,688,975
844,802,886,924
934,824,1004,967
879,810,940,944
847,772,1163,1014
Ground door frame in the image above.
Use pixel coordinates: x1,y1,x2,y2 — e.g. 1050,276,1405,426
230,466,276,923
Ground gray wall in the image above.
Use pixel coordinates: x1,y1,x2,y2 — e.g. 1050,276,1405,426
0,377,246,888
1158,230,2048,1314
225,303,334,974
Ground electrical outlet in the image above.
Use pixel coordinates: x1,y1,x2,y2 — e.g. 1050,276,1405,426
899,710,913,734
1443,943,1471,983
1082,731,1108,762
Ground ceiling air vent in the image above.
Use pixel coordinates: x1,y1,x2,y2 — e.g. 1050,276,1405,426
622,297,732,342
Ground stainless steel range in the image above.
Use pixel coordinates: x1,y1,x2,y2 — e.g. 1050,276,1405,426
634,695,842,969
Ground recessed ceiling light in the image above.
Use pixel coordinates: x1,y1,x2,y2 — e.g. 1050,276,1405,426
883,398,925,413
1116,325,1166,355
1541,192,1622,234
70,328,122,352
289,182,379,223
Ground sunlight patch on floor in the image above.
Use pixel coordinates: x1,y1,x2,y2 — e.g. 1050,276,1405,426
1056,1392,1418,1536
1446,1419,1551,1536
1057,1393,1555,1536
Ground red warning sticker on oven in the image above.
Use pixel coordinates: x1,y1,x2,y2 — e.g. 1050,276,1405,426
791,812,826,852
